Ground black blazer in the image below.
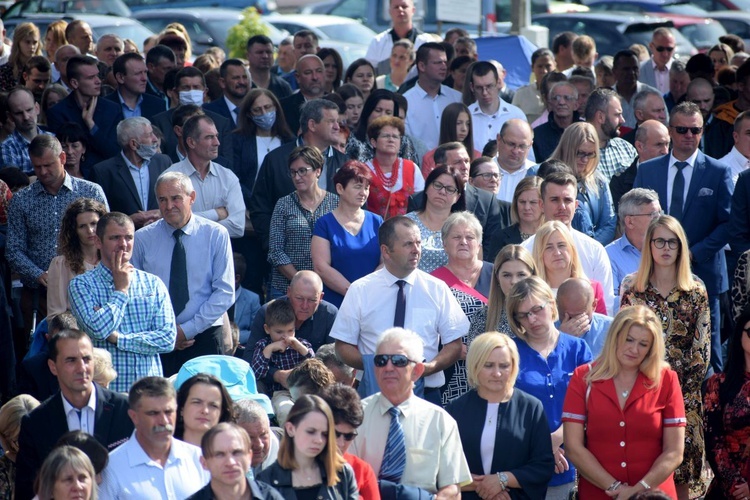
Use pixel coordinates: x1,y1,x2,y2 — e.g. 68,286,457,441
187,480,284,500
102,90,168,121
279,92,306,135
15,384,133,500
487,223,523,262
408,184,512,257
90,152,171,215
17,352,59,404
257,460,358,500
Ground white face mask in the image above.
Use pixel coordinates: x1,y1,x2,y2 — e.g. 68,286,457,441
179,89,204,106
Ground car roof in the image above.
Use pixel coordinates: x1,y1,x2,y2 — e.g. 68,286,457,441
265,13,363,27
131,7,245,19
533,11,671,23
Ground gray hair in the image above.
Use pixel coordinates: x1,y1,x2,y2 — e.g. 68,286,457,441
234,399,270,426
96,33,123,52
584,88,620,122
316,343,354,379
670,60,687,75
548,81,578,101
618,188,660,220
116,117,152,148
441,211,483,245
376,328,424,362
155,171,194,195
29,134,62,158
300,98,339,134
633,88,665,113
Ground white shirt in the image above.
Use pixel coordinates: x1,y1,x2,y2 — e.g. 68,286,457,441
665,150,698,214
470,99,528,155
223,96,238,125
404,83,462,151
365,29,433,68
493,157,536,203
523,228,615,315
62,391,96,435
720,146,750,186
166,158,246,237
330,267,470,388
99,433,209,500
0,43,11,66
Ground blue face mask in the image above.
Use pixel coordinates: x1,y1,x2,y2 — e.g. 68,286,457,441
136,142,158,160
251,110,276,130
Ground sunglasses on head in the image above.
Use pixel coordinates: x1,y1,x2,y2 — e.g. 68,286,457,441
373,354,416,368
672,126,702,135
335,430,358,441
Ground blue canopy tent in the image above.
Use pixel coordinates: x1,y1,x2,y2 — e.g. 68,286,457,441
475,35,537,90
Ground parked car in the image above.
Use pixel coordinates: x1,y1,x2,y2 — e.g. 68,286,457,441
265,14,375,68
691,0,750,11
133,8,287,55
585,0,708,15
664,13,726,51
2,0,130,18
532,12,697,58
709,11,750,48
127,0,276,15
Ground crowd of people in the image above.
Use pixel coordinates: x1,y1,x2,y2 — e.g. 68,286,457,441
0,0,750,498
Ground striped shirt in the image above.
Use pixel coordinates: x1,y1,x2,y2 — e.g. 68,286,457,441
69,264,176,392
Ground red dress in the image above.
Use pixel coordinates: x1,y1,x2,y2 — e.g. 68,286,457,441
366,158,416,219
562,364,687,499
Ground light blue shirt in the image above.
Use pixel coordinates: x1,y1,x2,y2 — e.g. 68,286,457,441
122,152,150,211
99,432,209,500
555,313,612,359
605,234,642,305
117,90,143,118
131,215,235,339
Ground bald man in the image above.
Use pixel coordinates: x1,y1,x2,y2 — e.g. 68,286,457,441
244,270,338,389
279,54,325,134
687,77,734,158
556,278,612,357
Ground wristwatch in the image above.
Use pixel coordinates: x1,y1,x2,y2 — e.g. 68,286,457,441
497,472,509,491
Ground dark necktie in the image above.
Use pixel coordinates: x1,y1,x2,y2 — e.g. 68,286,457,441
670,161,688,221
169,228,189,316
379,406,406,482
394,280,406,328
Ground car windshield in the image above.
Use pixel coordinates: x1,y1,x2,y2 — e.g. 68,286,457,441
205,19,286,47
316,22,375,44
678,21,727,49
4,0,130,16
93,23,155,44
660,3,708,14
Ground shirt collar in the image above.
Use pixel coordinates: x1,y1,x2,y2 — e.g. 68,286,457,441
121,151,149,170
223,95,237,115
61,386,97,415
375,391,416,417
118,90,143,111
669,149,699,169
414,81,442,97
126,430,183,467
381,266,417,287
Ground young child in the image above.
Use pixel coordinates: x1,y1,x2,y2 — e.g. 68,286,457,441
250,299,313,424
232,253,260,349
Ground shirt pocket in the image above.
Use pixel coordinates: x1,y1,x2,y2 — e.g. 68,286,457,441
412,307,435,333
405,447,439,491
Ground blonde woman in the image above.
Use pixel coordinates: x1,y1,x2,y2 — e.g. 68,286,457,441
550,122,616,245
0,395,40,499
447,332,554,499
620,216,710,500
36,446,97,500
488,176,544,257
506,276,592,499
0,23,42,91
532,221,607,315
44,20,67,61
563,305,686,500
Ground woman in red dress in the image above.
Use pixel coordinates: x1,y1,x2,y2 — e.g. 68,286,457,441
562,305,686,500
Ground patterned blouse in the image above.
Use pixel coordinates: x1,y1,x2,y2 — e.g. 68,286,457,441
268,191,339,292
731,249,750,322
620,273,711,495
345,133,420,165
0,64,17,92
405,211,447,274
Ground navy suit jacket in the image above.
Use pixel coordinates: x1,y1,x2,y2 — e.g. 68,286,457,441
46,93,123,174
203,97,235,125
279,92,306,135
729,168,750,260
15,384,133,500
89,152,171,215
103,90,167,121
226,131,294,207
634,151,733,295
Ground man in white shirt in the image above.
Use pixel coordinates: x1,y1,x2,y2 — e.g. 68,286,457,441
403,43,462,151
639,28,676,95
365,0,433,75
720,110,750,185
166,114,245,238
468,61,527,155
100,376,210,499
523,172,615,315
493,119,536,202
331,215,469,404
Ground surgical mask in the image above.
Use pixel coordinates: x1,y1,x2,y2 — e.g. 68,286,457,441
136,142,159,160
179,89,204,106
252,111,276,130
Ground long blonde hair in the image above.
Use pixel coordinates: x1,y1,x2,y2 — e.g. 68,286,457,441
550,122,600,194
9,23,42,79
533,221,585,283
587,305,669,389
486,245,537,331
631,215,695,293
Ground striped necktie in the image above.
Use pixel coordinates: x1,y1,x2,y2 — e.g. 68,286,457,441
379,406,406,482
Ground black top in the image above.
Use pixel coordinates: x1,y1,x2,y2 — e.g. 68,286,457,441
294,485,322,500
186,479,285,500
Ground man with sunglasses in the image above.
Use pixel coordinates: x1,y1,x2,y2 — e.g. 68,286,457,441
349,328,471,499
640,28,677,95
635,101,733,373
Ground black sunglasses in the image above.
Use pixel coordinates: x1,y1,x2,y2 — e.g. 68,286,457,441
335,430,358,441
373,354,416,368
672,126,702,135
655,46,675,52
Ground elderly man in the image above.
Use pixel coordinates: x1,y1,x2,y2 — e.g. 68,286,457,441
0,87,53,172
585,88,637,181
639,27,677,94
350,328,471,498
69,212,177,392
280,54,326,134
95,33,123,69
621,88,667,144
53,44,80,91
100,377,209,499
635,101,733,373
492,119,536,203
533,81,580,161
556,278,612,357
605,188,662,305
331,216,469,403
664,60,690,112
244,271,337,386
188,423,283,500
90,117,170,228
15,329,133,500
234,400,279,476
131,171,234,376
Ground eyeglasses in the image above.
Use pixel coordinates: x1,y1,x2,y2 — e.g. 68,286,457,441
655,46,675,52
472,172,501,180
432,181,459,195
550,94,576,103
374,354,417,367
335,430,358,441
514,301,549,322
379,134,401,141
671,126,703,135
651,238,680,249
628,210,663,219
473,82,497,94
500,136,531,152
288,166,314,178
576,150,597,160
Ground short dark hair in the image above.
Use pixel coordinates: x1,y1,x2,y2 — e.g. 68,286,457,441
182,114,214,145
146,44,175,66
613,49,638,70
293,29,319,44
112,52,144,78
416,42,445,66
378,215,418,249
175,66,205,90
584,87,619,122
265,299,296,328
246,34,273,50
48,312,78,335
171,104,204,128
128,376,175,410
56,122,88,148
48,328,89,362
736,59,750,86
433,141,466,166
175,374,234,439
552,31,577,55
23,55,51,74
299,99,339,134
66,55,97,83
219,58,245,78
319,383,363,427
669,101,701,124
95,212,133,241
54,431,109,474
540,171,577,199
469,60,498,82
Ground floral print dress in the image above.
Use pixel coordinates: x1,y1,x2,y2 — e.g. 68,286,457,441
620,273,711,496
